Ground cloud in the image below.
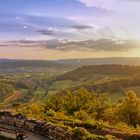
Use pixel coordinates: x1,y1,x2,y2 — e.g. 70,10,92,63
37,30,55,35
37,27,59,36
23,25,28,29
98,26,116,38
49,39,137,52
0,13,80,40
0,38,138,52
72,25,94,30
77,0,140,12
77,0,117,10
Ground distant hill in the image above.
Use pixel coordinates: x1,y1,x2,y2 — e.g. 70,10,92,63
0,59,66,69
56,57,140,66
56,65,140,81
1,57,140,74
1,57,140,70
55,65,140,101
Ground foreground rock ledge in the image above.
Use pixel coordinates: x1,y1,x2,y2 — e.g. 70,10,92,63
0,111,139,140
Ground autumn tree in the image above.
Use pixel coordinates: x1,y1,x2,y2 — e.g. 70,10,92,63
116,91,140,128
45,93,63,112
63,88,95,115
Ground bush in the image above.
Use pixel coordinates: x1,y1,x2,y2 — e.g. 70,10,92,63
72,127,108,140
105,135,118,140
72,127,89,140
45,109,56,117
84,134,99,140
74,110,90,121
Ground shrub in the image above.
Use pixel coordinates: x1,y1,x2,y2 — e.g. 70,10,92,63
72,127,89,140
74,110,90,121
105,135,118,140
45,109,56,117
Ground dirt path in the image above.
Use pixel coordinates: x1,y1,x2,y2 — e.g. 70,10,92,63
4,91,17,102
4,90,22,103
0,91,21,107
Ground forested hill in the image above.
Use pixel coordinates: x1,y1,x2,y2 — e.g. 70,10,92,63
56,65,140,81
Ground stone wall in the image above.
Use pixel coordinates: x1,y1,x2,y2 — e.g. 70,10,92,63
34,123,72,140
0,111,140,140
0,111,73,140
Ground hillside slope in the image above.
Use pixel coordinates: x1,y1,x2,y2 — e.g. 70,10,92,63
51,65,140,101
56,65,140,81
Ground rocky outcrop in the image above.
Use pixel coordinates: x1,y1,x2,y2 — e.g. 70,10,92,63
34,123,72,140
0,111,140,140
0,111,73,140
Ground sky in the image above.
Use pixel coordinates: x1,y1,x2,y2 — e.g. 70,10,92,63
0,0,140,60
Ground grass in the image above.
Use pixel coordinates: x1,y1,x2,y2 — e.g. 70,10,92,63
109,92,125,102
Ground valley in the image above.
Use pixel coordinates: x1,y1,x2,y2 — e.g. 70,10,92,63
0,59,140,139
1,63,140,107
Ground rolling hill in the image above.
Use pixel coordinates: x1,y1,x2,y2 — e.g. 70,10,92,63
56,57,140,66
0,59,66,69
0,59,71,74
53,65,140,101
1,57,140,70
56,65,140,81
